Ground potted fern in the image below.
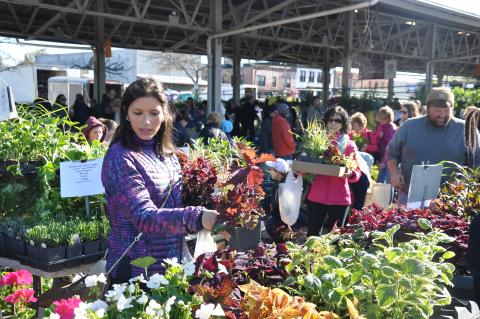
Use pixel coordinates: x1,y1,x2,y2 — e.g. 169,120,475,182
79,219,101,263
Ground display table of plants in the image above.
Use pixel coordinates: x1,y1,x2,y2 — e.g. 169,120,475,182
0,106,108,272
0,217,461,319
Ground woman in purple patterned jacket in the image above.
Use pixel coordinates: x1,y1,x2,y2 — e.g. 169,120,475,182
101,78,219,284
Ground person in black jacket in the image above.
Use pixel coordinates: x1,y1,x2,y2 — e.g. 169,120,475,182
198,112,228,145
173,111,191,147
239,95,258,140
71,94,91,127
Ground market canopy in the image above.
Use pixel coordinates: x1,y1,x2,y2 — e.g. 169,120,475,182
1,0,480,76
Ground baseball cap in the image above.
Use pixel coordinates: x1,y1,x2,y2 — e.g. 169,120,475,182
426,87,454,107
265,158,290,174
275,103,290,115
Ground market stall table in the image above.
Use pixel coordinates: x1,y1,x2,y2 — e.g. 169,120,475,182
0,256,104,318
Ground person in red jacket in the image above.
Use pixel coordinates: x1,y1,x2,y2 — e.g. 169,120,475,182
271,103,296,160
306,106,361,236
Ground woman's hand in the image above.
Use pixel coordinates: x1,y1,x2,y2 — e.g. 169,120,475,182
342,168,353,179
201,209,219,231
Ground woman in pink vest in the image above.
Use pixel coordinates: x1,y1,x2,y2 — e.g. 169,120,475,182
306,106,361,236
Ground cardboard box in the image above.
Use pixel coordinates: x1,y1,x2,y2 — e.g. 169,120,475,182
292,160,346,177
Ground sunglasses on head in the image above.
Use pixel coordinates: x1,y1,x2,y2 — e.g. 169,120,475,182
328,118,343,124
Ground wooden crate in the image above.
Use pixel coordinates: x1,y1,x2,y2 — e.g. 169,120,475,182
292,160,346,177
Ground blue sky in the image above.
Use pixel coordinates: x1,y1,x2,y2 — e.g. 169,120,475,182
0,0,479,66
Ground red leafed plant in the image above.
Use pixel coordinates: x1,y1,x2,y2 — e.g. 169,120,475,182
215,143,275,229
178,150,218,208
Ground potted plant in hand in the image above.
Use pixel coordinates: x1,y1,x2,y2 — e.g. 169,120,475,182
215,143,275,251
177,150,218,208
293,121,357,176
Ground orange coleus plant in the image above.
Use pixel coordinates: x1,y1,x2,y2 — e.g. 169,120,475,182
216,143,275,229
239,281,339,319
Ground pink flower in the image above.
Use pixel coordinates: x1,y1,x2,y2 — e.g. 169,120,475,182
53,296,82,319
4,288,37,304
14,270,33,286
0,270,33,287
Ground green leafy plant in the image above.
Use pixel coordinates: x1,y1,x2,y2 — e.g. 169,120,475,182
282,221,455,318
298,121,332,162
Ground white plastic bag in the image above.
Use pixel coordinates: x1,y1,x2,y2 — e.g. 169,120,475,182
278,170,303,226
193,230,217,259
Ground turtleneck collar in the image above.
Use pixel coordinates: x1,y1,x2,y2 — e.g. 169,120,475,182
133,134,157,149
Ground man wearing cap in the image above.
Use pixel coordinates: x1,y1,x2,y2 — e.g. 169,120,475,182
271,103,296,160
387,87,480,205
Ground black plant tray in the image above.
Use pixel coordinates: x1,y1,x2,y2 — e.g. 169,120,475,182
17,250,106,272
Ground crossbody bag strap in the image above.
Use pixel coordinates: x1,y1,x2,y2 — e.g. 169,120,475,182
104,181,174,276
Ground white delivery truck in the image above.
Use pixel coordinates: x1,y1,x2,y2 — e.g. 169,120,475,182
0,65,68,103
48,76,124,106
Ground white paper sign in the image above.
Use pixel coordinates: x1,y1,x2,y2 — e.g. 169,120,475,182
406,164,442,209
60,158,105,197
0,83,17,121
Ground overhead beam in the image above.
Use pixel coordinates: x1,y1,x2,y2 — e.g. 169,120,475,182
3,0,210,32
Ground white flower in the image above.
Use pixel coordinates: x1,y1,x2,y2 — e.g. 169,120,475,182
74,302,90,318
183,261,196,276
195,303,215,319
129,273,147,283
127,283,136,294
105,284,126,301
164,257,179,267
116,295,133,311
89,300,108,318
145,299,162,316
136,294,149,305
48,313,60,319
146,273,169,289
85,274,107,288
165,296,176,314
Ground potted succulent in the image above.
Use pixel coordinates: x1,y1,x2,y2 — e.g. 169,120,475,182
216,143,275,251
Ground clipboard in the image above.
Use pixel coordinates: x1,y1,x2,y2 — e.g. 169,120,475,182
406,163,443,209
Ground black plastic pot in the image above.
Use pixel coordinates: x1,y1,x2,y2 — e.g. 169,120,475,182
38,246,66,271
4,237,26,259
0,234,5,257
26,245,39,268
83,240,101,263
66,244,83,267
100,238,108,252
228,223,261,252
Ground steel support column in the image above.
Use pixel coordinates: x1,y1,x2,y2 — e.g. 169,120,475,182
342,11,353,98
94,0,106,104
207,0,222,113
323,49,330,107
426,22,437,91
232,35,241,106
387,78,394,101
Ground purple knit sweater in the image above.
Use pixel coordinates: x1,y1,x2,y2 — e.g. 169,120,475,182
101,136,203,277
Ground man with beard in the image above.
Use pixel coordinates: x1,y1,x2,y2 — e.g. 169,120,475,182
386,87,480,205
